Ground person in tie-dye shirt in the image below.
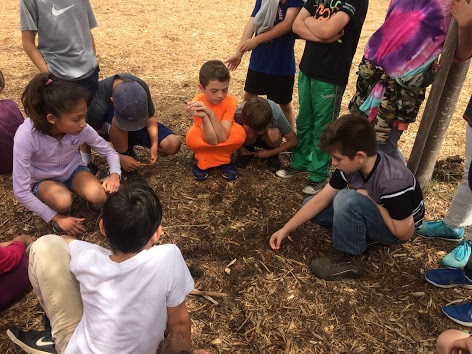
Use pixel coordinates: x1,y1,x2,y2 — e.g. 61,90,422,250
349,0,454,163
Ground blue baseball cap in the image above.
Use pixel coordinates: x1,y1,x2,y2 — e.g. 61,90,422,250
113,81,148,131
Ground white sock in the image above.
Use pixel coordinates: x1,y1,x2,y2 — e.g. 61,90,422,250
80,152,92,164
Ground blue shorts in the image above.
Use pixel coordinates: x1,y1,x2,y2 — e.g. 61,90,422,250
31,165,91,197
103,107,174,148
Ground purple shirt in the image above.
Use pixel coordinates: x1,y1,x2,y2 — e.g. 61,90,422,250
13,118,121,222
0,100,24,174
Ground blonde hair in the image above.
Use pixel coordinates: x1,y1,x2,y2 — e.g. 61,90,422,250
0,70,5,93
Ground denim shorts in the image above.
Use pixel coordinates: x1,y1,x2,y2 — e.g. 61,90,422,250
31,165,91,198
103,107,174,147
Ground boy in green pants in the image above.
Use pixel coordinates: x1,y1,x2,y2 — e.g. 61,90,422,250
276,0,368,195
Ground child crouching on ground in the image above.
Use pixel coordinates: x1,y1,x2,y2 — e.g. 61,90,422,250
235,97,297,172
185,60,246,181
13,73,121,236
7,185,209,354
269,114,424,281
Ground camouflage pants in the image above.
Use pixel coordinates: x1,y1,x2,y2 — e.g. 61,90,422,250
349,57,434,144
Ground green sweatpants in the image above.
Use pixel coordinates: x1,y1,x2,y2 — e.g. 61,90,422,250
290,72,344,182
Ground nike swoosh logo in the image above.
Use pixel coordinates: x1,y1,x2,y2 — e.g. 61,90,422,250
36,336,54,346
52,4,75,16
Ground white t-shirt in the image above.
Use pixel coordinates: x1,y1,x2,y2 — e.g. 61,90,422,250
65,240,194,354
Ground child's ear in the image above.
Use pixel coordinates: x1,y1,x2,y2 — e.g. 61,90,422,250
355,151,367,163
151,225,163,244
197,84,204,92
99,219,106,236
46,113,57,125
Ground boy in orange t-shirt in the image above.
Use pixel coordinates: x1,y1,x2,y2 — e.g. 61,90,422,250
185,60,246,180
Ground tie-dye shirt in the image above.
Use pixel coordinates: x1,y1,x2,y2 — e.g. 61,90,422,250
364,0,452,79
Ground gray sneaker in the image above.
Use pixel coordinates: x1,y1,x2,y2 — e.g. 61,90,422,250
310,255,366,281
302,180,325,195
276,165,305,179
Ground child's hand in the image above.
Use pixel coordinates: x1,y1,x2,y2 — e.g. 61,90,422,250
451,0,472,27
119,154,141,172
254,149,272,159
431,58,441,73
225,52,243,71
269,229,288,250
239,146,255,156
53,215,85,236
102,173,120,193
449,335,472,353
239,37,260,52
149,144,158,163
186,101,210,118
14,235,35,247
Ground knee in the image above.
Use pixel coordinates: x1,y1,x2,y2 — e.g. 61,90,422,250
161,135,181,156
436,329,469,354
30,234,62,256
332,189,357,209
51,194,73,214
83,185,107,205
264,129,282,147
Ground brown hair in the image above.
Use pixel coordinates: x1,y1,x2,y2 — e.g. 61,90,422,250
242,97,272,132
21,73,90,134
319,113,377,159
199,60,230,87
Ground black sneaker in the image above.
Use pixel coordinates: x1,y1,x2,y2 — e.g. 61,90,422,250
122,169,148,186
86,202,102,213
310,255,366,281
51,221,64,234
87,162,99,176
267,154,281,172
187,264,204,277
7,328,56,354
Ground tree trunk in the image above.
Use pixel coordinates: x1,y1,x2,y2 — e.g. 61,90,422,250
413,59,471,187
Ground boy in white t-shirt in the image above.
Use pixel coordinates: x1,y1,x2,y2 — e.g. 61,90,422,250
7,185,209,354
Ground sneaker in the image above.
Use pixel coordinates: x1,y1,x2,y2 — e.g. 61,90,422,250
187,264,204,278
235,154,253,168
122,169,148,186
221,163,238,180
6,328,56,354
416,220,464,241
425,268,472,289
275,165,305,179
442,240,472,268
191,165,208,181
310,255,366,281
87,162,99,176
51,221,64,234
302,180,325,195
442,301,472,326
267,154,282,172
86,202,102,213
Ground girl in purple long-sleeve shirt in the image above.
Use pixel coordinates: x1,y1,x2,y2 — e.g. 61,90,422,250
13,74,122,236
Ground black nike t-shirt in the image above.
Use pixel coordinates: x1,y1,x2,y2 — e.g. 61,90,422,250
298,0,368,86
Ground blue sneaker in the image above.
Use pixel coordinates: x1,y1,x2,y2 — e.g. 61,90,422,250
416,220,464,242
425,268,472,289
443,301,472,326
221,163,238,180
191,165,208,181
442,240,472,268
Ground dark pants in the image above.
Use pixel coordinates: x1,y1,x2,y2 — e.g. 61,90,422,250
0,254,31,309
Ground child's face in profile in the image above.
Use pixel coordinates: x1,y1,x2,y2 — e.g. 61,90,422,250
330,149,360,174
200,79,229,105
48,99,88,136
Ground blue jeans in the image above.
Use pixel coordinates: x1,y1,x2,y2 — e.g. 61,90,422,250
304,189,403,255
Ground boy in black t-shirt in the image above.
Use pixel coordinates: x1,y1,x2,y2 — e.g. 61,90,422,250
269,114,424,281
275,0,368,196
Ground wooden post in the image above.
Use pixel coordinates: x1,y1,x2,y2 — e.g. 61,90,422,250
407,19,458,175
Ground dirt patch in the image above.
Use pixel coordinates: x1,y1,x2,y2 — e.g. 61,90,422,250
1,0,472,353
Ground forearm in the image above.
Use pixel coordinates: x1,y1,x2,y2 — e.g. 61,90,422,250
239,18,255,47
375,204,414,241
254,15,295,43
22,31,48,73
208,115,230,143
167,304,192,351
201,118,219,145
146,117,159,148
456,24,472,60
